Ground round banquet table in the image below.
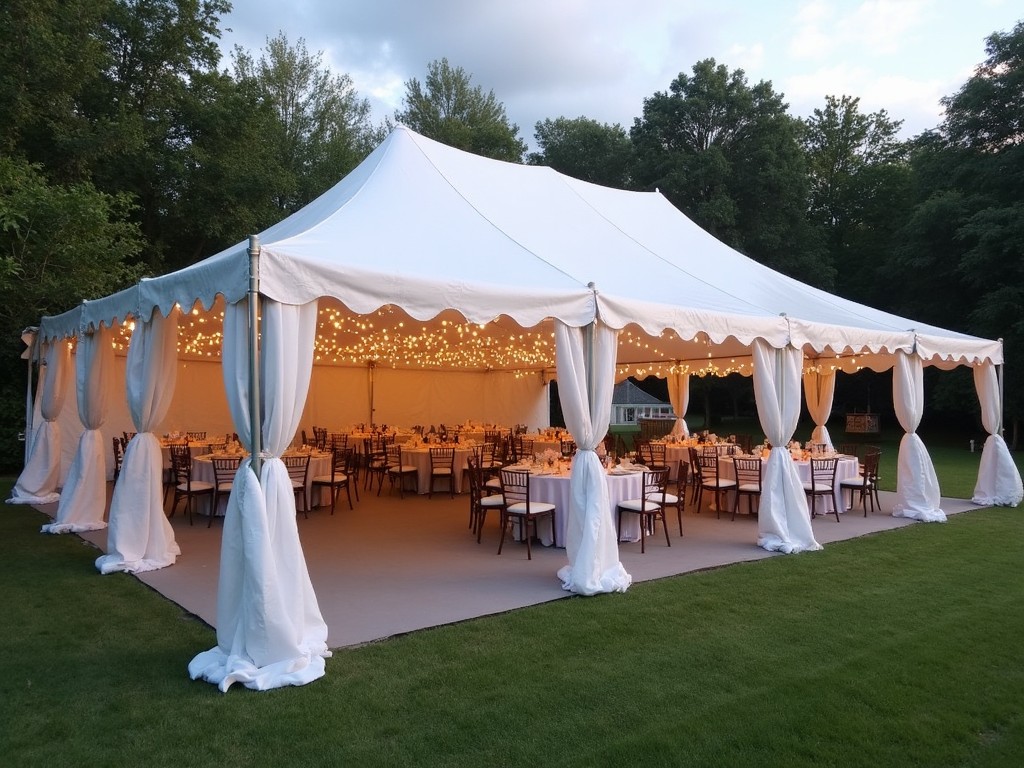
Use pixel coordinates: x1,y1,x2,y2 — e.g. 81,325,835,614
192,450,332,514
399,445,476,495
504,465,646,546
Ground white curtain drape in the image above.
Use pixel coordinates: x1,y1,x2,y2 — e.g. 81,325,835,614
971,362,1022,506
802,368,835,450
97,310,181,574
42,327,113,533
189,298,330,692
892,351,945,521
10,340,70,505
554,320,631,595
667,371,690,437
752,340,821,553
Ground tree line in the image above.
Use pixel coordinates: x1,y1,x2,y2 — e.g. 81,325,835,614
1,1,1021,466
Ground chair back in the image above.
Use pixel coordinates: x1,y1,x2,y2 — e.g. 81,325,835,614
809,456,838,490
329,433,349,452
473,441,495,468
330,444,348,478
560,438,576,458
697,452,720,482
186,431,206,441
170,444,193,485
641,468,670,509
639,441,666,467
430,446,455,470
499,468,531,507
861,450,881,483
211,456,242,484
838,443,861,458
733,456,762,489
283,454,311,485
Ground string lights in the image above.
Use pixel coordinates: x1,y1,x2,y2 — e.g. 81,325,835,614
103,299,887,379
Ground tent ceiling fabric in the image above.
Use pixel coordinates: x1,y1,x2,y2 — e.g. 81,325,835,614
36,125,1000,373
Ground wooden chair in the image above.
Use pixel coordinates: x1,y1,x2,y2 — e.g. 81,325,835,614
732,456,763,520
665,459,689,535
617,467,671,553
167,444,213,526
804,456,840,522
186,431,206,441
559,438,576,458
840,449,882,515
497,468,555,559
210,455,242,527
428,446,456,498
385,444,418,497
282,454,312,517
364,435,389,493
697,453,737,518
686,446,702,507
112,436,125,482
638,440,668,471
466,456,505,542
838,443,861,460
311,445,354,513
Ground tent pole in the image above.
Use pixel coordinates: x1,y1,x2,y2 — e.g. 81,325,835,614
997,339,1005,437
22,329,40,462
247,235,263,479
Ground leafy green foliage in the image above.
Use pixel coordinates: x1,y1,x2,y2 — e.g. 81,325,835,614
631,59,827,286
394,58,527,162
233,33,384,216
528,117,635,188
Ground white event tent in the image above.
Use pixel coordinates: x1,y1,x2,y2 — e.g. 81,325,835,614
10,126,1021,691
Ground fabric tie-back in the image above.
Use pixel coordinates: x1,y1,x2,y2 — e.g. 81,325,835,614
98,309,181,574
555,321,631,595
752,340,820,554
892,352,945,522
189,298,330,692
971,362,1022,507
9,340,69,505
802,369,835,451
667,371,690,438
43,326,113,534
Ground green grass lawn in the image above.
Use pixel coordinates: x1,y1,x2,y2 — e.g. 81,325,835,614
3,448,1024,766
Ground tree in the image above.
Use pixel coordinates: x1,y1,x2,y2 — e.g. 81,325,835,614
0,157,145,468
630,59,827,286
394,58,527,162
528,117,634,188
888,21,1024,444
233,33,384,214
802,95,911,304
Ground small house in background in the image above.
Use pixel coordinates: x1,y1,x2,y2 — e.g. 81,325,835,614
610,379,673,426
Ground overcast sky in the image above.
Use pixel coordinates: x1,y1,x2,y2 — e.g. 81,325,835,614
218,0,1020,147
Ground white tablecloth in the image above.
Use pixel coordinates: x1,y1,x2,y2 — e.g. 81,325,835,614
400,445,475,494
717,455,860,514
192,451,331,513
505,467,645,546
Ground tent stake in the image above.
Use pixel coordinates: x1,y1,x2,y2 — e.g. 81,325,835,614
248,235,263,479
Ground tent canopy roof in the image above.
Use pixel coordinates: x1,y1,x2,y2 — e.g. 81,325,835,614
38,125,1002,374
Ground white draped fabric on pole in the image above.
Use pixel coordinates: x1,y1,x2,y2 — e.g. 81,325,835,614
971,362,1023,506
892,352,945,521
554,320,631,595
97,310,181,574
42,327,113,534
667,371,690,438
189,298,330,692
752,340,821,554
10,340,69,505
802,368,836,451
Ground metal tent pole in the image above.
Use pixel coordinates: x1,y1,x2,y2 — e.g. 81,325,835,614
247,235,263,479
